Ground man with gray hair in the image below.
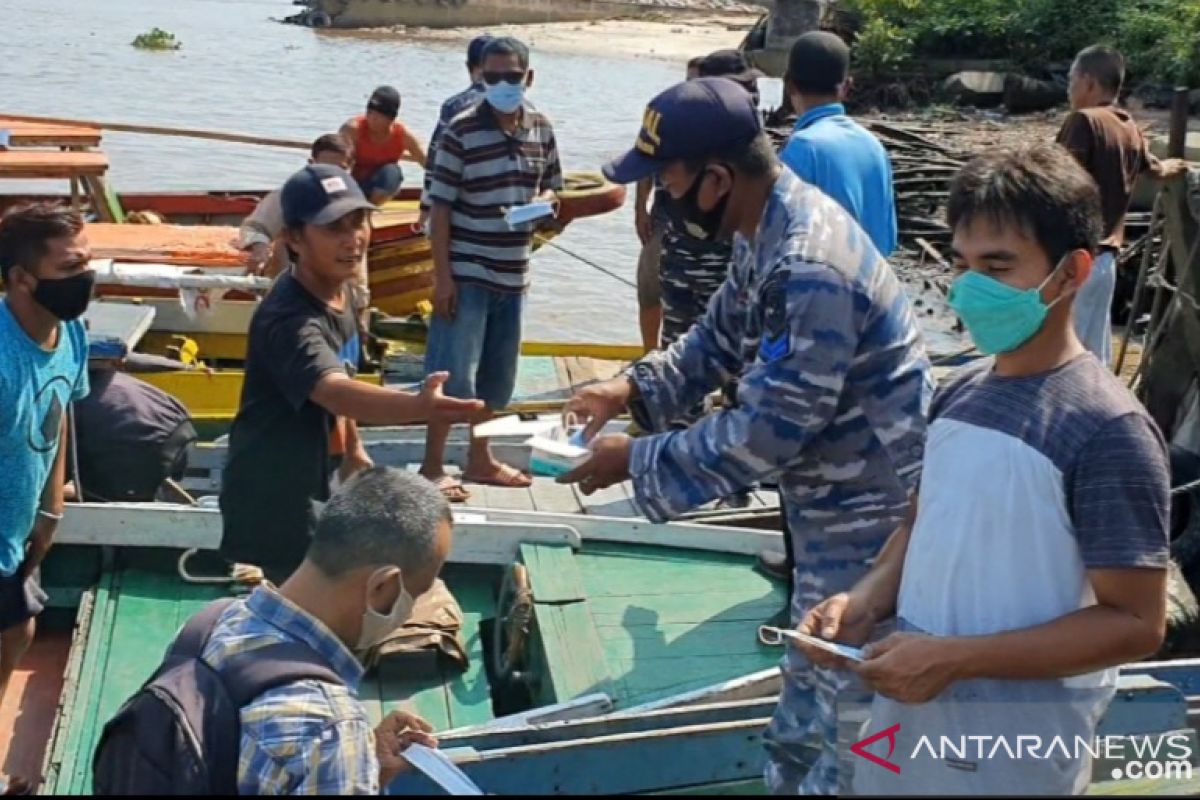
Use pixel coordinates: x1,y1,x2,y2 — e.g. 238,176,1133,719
203,466,451,793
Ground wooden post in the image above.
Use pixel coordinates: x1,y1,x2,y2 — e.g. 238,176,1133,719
1169,87,1190,159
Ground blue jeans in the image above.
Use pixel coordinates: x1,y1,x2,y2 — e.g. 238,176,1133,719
357,163,403,199
1074,248,1116,367
424,282,524,410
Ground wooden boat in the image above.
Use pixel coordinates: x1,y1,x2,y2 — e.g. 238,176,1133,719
10,498,1200,795
1,172,626,322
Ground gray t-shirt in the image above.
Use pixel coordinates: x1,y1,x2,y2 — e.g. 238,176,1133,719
853,354,1170,796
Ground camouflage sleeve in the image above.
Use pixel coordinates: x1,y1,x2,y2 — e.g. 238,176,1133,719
629,257,858,522
626,269,746,431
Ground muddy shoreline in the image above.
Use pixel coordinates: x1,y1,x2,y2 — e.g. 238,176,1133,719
314,13,759,64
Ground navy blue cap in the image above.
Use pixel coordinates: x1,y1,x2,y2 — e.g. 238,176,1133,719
603,77,762,185
281,164,376,227
467,34,495,67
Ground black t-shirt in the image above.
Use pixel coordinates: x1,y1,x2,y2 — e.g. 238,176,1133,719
219,271,359,571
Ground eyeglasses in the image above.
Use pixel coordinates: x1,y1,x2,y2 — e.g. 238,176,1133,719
482,70,526,86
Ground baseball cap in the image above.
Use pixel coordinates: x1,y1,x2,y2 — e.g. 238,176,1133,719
697,49,764,84
367,85,401,119
786,31,850,93
467,34,495,67
603,77,762,185
281,164,376,227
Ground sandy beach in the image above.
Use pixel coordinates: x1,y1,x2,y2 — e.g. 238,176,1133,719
318,13,760,64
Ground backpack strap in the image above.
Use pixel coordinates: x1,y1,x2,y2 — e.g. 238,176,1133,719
167,598,239,661
217,641,345,709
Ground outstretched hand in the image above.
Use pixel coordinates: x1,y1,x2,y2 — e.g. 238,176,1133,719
422,372,484,423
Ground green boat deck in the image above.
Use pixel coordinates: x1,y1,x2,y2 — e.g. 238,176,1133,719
43,542,785,795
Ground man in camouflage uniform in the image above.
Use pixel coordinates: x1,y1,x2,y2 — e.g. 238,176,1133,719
558,78,933,794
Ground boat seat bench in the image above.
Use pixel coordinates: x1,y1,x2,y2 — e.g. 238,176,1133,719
0,150,109,178
1,123,102,148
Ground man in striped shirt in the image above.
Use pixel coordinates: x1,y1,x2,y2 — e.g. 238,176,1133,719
421,36,562,501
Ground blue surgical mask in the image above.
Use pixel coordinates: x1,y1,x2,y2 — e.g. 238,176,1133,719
486,81,525,113
947,257,1074,355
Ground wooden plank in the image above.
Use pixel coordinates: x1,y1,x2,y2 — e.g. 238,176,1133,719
511,356,569,404
472,484,536,512
579,482,638,517
596,621,774,661
611,657,779,706
56,505,583,564
54,577,115,794
529,479,585,513
441,571,495,730
442,697,777,750
3,124,102,148
377,661,452,733
454,509,785,557
534,600,613,705
521,543,587,604
611,669,781,717
58,502,222,549
440,694,614,738
590,591,782,626
0,150,108,178
388,716,771,795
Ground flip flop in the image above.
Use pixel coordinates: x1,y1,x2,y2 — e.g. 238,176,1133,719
463,463,534,489
427,475,471,503
1,775,32,796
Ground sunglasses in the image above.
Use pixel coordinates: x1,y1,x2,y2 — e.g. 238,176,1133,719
482,70,526,86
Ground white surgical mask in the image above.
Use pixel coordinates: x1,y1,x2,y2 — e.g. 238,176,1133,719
356,568,415,650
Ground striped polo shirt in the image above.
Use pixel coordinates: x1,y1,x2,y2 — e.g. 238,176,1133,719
426,100,563,292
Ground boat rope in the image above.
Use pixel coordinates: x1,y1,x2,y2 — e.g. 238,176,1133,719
533,234,637,290
1173,476,1200,497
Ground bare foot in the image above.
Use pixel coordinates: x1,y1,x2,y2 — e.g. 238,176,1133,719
462,462,533,488
421,472,471,503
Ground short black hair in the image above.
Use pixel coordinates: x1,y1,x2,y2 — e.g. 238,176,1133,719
0,203,85,283
308,466,452,577
947,143,1102,264
311,132,352,160
687,55,705,71
1073,45,1125,96
685,131,777,179
482,36,530,70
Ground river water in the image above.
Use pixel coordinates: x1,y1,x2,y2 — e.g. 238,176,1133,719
5,0,780,341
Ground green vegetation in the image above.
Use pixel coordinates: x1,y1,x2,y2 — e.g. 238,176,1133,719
131,27,181,51
843,0,1200,85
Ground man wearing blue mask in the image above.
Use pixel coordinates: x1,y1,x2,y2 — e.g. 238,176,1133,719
421,36,562,502
796,143,1169,795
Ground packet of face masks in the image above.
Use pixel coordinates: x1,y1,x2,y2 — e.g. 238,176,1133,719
527,413,590,477
504,200,556,229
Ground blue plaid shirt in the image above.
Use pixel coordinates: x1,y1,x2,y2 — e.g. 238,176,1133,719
201,587,376,795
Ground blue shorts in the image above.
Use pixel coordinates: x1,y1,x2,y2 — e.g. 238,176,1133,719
357,163,403,199
424,282,524,410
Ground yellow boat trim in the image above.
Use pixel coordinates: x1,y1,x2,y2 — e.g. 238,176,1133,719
136,370,385,423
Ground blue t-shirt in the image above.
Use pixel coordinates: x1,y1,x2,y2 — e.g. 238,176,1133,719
780,103,899,256
0,300,89,576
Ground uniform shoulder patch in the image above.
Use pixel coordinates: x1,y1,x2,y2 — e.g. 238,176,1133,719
758,269,791,363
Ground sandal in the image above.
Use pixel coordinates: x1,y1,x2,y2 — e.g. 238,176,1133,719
427,474,471,503
462,463,533,489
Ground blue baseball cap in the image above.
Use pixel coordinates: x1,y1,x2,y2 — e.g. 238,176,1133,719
467,34,495,67
603,77,763,185
281,164,376,227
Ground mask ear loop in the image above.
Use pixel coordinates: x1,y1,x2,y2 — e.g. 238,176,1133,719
1041,252,1081,310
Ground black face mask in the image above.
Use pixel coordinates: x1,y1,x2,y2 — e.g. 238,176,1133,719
33,270,96,321
672,166,731,242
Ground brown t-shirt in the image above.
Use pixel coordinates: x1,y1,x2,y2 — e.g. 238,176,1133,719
1056,105,1159,249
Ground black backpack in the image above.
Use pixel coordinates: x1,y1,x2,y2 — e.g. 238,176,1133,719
92,598,344,795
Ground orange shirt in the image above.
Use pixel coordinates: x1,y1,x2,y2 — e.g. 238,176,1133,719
351,115,407,182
